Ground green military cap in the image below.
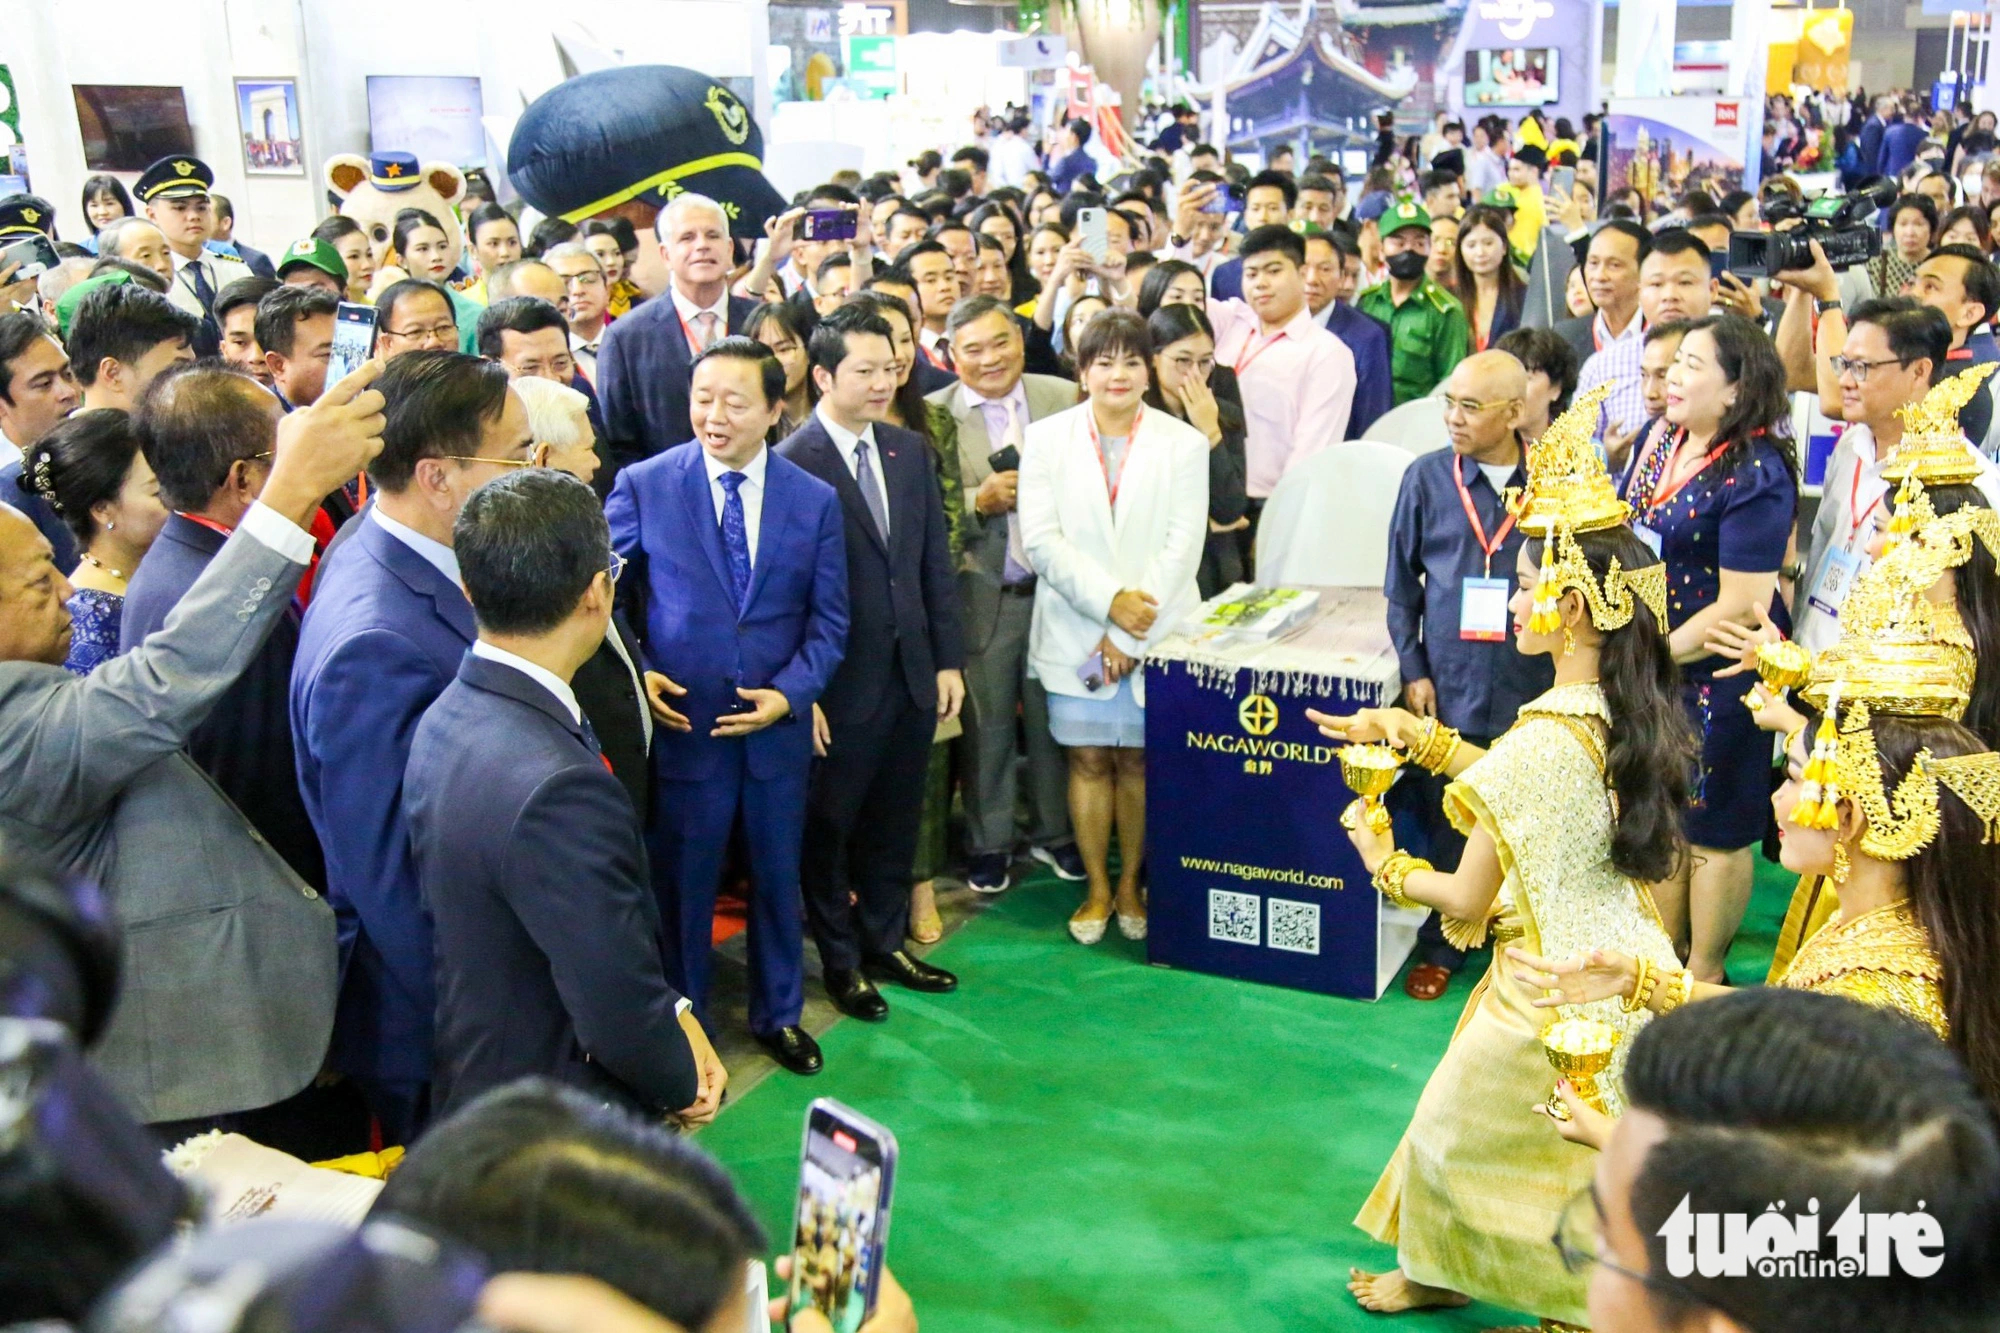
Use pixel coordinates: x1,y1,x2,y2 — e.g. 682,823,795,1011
1481,185,1521,212
277,236,348,286
1381,198,1433,237
54,270,132,339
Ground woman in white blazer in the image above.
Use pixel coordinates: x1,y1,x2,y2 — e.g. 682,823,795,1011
1018,308,1208,945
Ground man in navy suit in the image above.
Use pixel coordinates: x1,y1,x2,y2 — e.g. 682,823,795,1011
596,194,757,472
778,305,966,1020
291,351,535,1144
120,364,324,890
609,338,849,1075
406,468,725,1122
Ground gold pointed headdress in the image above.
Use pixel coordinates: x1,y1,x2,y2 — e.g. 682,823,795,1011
1763,485,2000,858
1510,383,1668,633
1878,361,2000,493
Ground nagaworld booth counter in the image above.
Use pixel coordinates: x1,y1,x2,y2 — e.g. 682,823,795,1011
1144,587,1421,1000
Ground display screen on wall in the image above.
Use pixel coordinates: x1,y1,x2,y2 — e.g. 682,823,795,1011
73,85,195,171
1462,49,1560,108
366,76,485,168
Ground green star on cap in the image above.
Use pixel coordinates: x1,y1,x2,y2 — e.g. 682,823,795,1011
1382,199,1433,236
1481,186,1521,211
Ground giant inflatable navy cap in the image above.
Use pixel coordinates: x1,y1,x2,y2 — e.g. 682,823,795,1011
507,65,787,237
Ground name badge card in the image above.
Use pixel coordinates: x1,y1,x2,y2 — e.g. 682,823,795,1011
1460,577,1511,642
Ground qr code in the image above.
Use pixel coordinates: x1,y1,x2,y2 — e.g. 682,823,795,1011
1267,898,1321,955
1207,889,1261,945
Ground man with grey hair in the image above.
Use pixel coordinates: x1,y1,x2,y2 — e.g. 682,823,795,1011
36,257,95,326
596,194,757,468
542,241,611,382
96,217,175,286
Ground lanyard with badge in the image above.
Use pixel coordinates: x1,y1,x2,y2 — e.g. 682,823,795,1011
1455,460,1516,641
1232,329,1286,379
1629,430,1727,557
1805,452,1884,630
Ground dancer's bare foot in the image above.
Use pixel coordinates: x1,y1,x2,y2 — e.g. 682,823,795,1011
1347,1267,1470,1313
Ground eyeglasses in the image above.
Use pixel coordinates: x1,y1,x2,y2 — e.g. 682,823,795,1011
1163,354,1216,375
559,271,606,289
1441,395,1519,416
1552,1187,1736,1320
606,550,628,584
437,455,535,468
382,324,459,344
1829,355,1910,383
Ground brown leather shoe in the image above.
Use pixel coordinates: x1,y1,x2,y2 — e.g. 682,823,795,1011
1404,962,1452,1001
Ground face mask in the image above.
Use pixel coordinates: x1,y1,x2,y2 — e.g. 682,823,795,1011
1385,249,1429,281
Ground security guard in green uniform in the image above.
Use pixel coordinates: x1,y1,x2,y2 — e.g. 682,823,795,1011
1355,199,1471,405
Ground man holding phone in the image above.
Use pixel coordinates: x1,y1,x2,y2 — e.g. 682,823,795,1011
931,295,1082,895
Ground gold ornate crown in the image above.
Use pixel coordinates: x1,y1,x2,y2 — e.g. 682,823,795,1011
1776,485,2000,856
1511,384,1668,633
1878,362,2000,489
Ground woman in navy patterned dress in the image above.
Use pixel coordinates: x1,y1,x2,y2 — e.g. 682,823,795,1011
20,409,168,675
1616,315,1797,983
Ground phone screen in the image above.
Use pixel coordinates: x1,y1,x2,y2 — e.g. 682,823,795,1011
790,1100,896,1333
804,208,858,242
1078,207,1108,263
2,234,59,282
1548,166,1576,198
326,302,377,387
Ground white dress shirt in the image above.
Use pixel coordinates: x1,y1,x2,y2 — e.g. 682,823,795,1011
370,504,461,586
816,406,891,536
703,445,769,566
470,640,581,724
670,282,731,354
0,429,19,472
238,500,319,564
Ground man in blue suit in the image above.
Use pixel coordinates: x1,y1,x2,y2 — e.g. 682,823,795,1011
608,338,849,1076
779,305,966,1022
1309,227,1395,437
120,364,324,890
291,351,535,1144
597,194,757,472
407,468,724,1122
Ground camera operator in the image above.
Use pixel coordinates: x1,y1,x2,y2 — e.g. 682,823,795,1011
1775,237,2000,445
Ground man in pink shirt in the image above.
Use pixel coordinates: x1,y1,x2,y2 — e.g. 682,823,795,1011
1173,182,1356,500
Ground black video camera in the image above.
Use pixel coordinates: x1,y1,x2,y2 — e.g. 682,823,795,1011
1727,177,1900,278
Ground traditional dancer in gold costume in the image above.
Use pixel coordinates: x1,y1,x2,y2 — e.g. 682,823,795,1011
1514,492,2000,1132
1311,387,1688,1328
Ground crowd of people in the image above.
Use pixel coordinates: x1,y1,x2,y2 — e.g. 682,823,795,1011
5,77,2000,1332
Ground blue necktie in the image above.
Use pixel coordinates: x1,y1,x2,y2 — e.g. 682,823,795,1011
718,470,752,611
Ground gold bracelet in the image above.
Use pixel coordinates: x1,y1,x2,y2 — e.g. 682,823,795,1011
1372,850,1432,910
1622,956,1654,1013
1655,968,1694,1015
1410,717,1463,774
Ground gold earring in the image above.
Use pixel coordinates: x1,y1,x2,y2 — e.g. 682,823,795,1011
1562,625,1576,658
1832,840,1850,887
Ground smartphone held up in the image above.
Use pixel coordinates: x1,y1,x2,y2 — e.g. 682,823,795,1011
790,1099,898,1333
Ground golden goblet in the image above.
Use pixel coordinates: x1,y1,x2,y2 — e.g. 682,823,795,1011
1756,640,1813,692
1339,744,1405,835
1541,1017,1618,1122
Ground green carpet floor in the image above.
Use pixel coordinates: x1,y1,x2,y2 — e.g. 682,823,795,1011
701,860,1795,1332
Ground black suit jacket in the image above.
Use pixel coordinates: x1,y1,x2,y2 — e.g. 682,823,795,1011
597,292,757,469
405,651,697,1119
777,416,964,724
571,611,651,818
121,513,325,888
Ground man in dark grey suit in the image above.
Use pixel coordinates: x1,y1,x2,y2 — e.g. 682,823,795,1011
405,469,723,1123
0,360,385,1129
930,295,1082,895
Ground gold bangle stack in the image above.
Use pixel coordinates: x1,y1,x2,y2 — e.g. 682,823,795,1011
1372,850,1432,910
1655,967,1694,1015
1622,956,1655,1013
1409,717,1463,774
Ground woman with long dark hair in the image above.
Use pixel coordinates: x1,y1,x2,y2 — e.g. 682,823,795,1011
1450,206,1526,351
842,289,965,945
1136,258,1207,318
1144,304,1246,596
1311,390,1688,1325
1617,314,1796,983
81,174,133,247
743,301,813,434
20,410,168,675
968,202,1036,305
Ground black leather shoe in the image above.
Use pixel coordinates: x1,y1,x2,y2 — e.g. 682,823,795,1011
756,1025,824,1075
825,968,890,1021
863,949,959,993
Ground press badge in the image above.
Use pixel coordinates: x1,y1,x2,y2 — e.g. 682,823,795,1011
1631,522,1663,556
1460,577,1511,642
1807,546,1864,621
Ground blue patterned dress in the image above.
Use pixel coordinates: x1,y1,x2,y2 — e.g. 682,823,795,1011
62,588,125,676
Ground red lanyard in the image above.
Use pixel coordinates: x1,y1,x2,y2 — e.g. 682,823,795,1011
677,304,716,356
1849,449,1884,542
922,340,951,370
1086,403,1144,506
1453,458,1517,578
1232,328,1286,378
1645,436,1729,511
